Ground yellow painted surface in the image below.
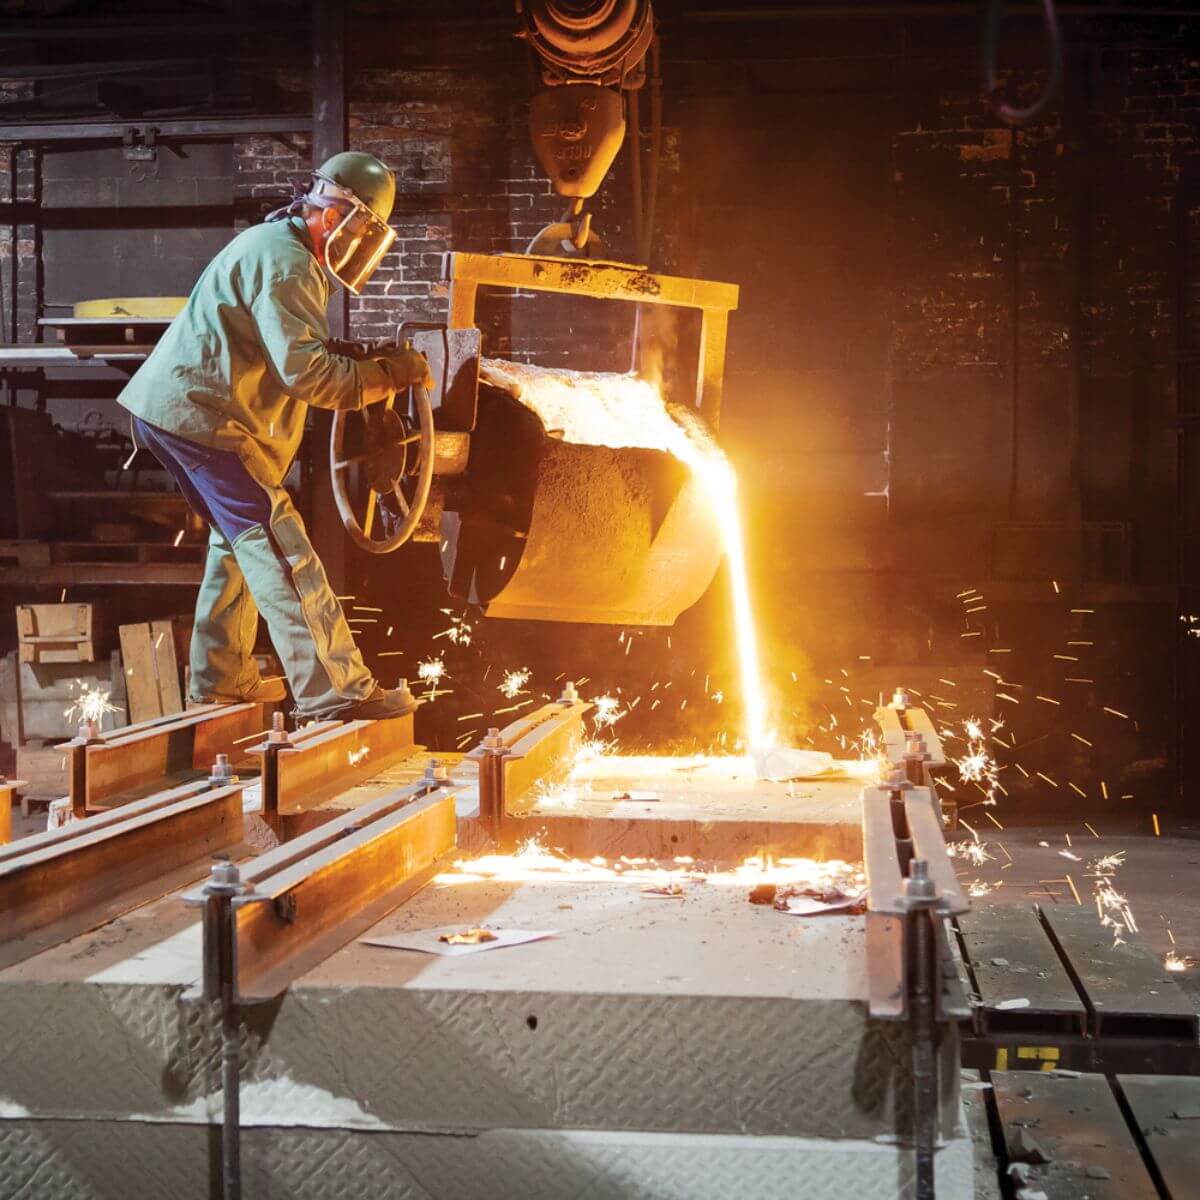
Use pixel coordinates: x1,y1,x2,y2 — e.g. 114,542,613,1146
73,297,186,319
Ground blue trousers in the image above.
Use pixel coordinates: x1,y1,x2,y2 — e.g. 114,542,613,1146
132,417,375,715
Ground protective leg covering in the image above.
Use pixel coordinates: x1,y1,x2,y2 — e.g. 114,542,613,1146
189,527,264,702
231,487,375,718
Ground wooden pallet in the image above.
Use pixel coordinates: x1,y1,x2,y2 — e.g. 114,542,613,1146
16,601,104,664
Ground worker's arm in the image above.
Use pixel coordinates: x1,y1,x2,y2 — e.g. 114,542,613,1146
251,271,392,410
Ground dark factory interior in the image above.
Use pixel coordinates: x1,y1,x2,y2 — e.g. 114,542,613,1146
0,2,1197,1198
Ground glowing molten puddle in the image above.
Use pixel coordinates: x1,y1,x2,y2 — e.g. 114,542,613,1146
437,835,864,892
482,359,771,753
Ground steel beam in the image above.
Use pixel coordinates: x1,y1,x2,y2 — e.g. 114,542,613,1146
0,115,313,143
65,702,267,812
0,779,244,970
253,714,418,818
186,783,456,1001
468,692,592,840
862,785,907,1018
445,251,739,317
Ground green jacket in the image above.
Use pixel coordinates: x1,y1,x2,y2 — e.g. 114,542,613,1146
118,216,391,487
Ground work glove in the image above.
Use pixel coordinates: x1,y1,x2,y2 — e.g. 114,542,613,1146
375,345,435,394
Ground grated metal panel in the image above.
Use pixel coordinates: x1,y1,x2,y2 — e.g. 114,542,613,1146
0,1121,975,1200
0,982,945,1140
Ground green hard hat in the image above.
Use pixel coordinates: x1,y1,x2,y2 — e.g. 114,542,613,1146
314,151,395,223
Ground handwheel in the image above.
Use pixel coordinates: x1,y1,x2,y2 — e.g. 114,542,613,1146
329,380,435,554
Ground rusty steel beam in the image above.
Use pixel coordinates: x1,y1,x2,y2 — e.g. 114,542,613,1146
252,712,419,818
64,702,268,813
444,251,738,424
0,779,244,970
185,783,456,1001
468,687,592,841
862,779,969,1020
862,784,908,1020
445,251,739,316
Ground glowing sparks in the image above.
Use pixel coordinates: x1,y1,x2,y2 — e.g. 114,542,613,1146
1165,951,1189,972
347,745,370,767
593,694,625,729
438,834,863,893
949,839,993,866
499,668,531,699
417,656,449,700
954,717,999,804
64,683,118,726
434,610,473,646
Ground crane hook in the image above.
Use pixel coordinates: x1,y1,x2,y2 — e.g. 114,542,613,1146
982,0,1063,127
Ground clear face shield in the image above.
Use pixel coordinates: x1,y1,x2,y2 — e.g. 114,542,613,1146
309,174,397,294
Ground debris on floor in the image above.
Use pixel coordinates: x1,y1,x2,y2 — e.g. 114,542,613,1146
362,927,557,957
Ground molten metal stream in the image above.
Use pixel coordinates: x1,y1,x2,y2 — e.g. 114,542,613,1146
482,360,772,752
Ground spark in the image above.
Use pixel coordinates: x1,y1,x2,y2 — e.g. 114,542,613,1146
172,529,184,547
949,839,992,866
65,683,118,725
1103,706,1129,719
348,746,370,767
433,612,473,646
593,694,625,729
499,668,531,699
1165,951,1189,972
417,657,448,699
954,716,999,805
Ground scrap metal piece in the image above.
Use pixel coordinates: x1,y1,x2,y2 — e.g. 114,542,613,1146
440,927,497,945
0,778,244,969
185,783,456,1001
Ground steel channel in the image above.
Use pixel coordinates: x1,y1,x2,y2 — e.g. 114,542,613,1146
862,786,908,1018
73,702,263,810
905,790,969,915
256,716,417,817
223,785,456,1000
0,780,244,968
443,251,739,313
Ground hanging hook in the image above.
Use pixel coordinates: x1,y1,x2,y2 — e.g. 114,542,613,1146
983,0,1063,127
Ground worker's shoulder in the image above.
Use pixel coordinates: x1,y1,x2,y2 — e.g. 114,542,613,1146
222,219,321,291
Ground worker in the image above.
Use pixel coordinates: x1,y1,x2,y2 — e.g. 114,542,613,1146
118,151,431,721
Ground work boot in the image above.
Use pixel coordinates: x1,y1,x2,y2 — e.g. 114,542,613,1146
320,684,416,722
192,675,288,706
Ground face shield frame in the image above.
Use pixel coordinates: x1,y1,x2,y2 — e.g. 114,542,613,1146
308,172,398,294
